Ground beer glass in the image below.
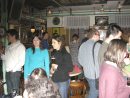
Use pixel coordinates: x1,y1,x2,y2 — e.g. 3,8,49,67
51,56,56,64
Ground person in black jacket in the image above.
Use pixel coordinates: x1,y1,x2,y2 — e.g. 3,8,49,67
51,35,73,98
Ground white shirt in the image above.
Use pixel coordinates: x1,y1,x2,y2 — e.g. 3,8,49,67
1,40,25,72
105,61,117,68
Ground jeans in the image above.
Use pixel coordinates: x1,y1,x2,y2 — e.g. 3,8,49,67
6,71,21,94
86,78,98,98
56,79,70,98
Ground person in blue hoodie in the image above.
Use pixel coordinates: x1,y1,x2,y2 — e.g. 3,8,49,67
24,32,50,82
41,32,49,49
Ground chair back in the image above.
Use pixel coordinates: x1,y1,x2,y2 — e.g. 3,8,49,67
68,81,86,98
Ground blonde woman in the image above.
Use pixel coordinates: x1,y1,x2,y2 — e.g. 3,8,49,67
99,39,130,98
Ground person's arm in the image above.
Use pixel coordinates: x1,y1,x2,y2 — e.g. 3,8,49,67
57,53,73,73
104,71,119,98
78,43,86,67
65,46,70,53
24,49,30,80
0,47,7,60
44,49,50,77
98,42,108,66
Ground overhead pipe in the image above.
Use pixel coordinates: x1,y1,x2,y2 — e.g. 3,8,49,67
21,15,45,23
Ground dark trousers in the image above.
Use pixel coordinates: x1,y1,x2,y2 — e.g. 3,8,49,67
6,71,21,94
0,60,3,79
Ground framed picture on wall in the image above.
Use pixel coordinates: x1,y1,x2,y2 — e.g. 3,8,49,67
95,16,109,26
52,27,60,35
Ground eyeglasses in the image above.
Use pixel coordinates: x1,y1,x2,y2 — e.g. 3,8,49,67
95,33,100,36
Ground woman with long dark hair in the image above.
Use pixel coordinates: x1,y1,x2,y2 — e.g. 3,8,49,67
50,35,73,98
24,32,50,82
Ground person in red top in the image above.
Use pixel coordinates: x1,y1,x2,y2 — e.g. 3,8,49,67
99,39,130,98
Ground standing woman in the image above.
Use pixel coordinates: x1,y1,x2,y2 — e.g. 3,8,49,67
51,35,73,98
99,39,130,98
24,32,50,82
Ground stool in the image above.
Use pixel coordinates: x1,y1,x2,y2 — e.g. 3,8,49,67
68,81,86,98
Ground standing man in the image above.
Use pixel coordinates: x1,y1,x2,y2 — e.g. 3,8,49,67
78,28,101,98
98,23,123,66
0,29,25,94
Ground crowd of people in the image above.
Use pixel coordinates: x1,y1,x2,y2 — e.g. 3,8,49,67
0,23,130,98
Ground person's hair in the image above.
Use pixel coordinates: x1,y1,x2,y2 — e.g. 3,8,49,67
87,28,99,39
42,32,48,38
31,32,44,53
104,39,126,69
84,30,88,36
29,68,47,80
7,29,19,40
72,34,79,39
52,32,58,37
52,34,65,50
25,78,60,98
106,23,123,38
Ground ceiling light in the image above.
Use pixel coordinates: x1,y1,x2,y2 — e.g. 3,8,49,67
48,8,52,14
30,26,35,33
41,27,45,33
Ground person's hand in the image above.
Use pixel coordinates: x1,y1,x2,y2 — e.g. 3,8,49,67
50,68,55,74
124,58,130,65
0,48,4,54
49,48,54,52
50,64,58,77
52,64,58,69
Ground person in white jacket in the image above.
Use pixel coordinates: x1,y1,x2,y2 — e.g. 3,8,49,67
0,29,25,94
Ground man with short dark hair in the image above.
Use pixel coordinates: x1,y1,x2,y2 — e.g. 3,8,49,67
0,29,25,94
98,23,123,66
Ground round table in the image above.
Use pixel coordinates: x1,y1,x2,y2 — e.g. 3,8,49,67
69,71,82,81
69,71,82,77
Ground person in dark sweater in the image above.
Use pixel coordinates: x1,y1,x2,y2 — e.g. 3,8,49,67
51,35,73,98
41,32,49,49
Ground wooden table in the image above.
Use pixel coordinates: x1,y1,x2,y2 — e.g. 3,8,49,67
69,71,82,77
69,71,82,81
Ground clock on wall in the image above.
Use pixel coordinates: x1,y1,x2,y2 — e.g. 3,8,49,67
53,17,60,25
